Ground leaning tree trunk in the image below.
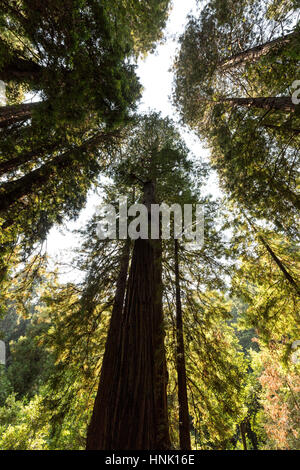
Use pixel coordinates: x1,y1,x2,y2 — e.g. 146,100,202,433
0,102,40,128
220,96,297,113
0,141,60,177
174,239,191,450
219,32,297,70
244,213,300,295
258,235,300,296
263,123,300,135
86,181,171,450
0,130,115,214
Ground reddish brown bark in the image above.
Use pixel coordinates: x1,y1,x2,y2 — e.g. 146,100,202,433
86,182,171,450
0,102,40,128
219,32,297,70
220,96,297,113
174,239,191,450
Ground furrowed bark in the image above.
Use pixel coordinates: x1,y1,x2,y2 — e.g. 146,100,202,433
86,240,131,449
0,102,41,128
221,96,297,113
86,182,171,450
219,32,297,70
174,239,191,450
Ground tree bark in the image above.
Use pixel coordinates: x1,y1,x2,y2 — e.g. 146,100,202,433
0,57,43,85
86,240,131,448
245,418,258,450
0,131,115,214
86,182,171,450
259,235,300,296
174,239,191,450
0,102,40,128
219,32,297,70
221,96,297,113
200,96,297,112
0,141,59,177
240,422,248,450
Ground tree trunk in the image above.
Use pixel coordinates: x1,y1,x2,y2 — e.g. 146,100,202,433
0,57,43,85
263,123,300,135
221,96,297,113
0,102,40,128
259,235,300,296
200,96,297,113
0,131,114,214
219,32,297,70
245,418,258,450
86,182,171,450
174,239,191,450
244,213,300,295
0,141,59,177
240,422,248,450
86,240,130,448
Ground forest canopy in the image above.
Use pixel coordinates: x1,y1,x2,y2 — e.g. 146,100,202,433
0,0,299,452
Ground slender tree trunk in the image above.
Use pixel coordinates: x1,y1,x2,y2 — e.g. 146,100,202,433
174,239,191,450
245,418,258,450
221,96,297,113
244,213,300,295
219,32,297,70
240,422,248,450
259,235,300,295
0,141,59,177
263,123,300,135
0,131,115,214
86,182,171,450
200,96,297,112
0,102,40,128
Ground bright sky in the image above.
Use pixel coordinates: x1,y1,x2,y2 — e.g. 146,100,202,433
46,0,221,272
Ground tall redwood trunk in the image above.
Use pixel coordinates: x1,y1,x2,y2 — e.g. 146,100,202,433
219,32,297,70
0,102,40,128
86,240,130,448
86,182,171,450
174,239,191,450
